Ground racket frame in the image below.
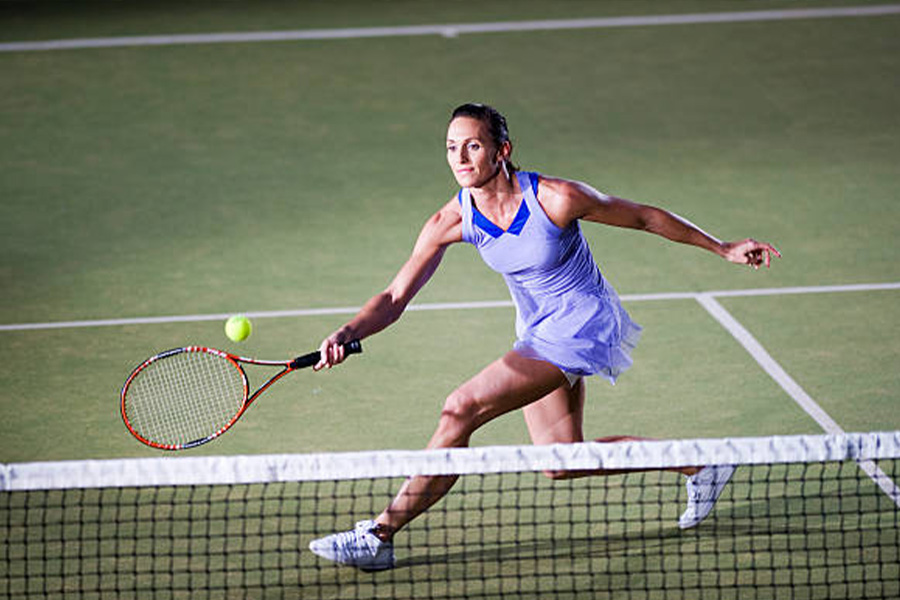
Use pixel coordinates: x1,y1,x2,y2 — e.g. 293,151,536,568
120,341,360,450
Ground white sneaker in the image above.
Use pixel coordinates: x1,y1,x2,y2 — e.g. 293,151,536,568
678,465,736,529
309,520,395,571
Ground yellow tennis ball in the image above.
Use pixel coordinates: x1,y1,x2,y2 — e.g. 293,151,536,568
225,315,252,342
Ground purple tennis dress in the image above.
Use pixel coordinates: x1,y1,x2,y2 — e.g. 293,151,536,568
458,171,642,383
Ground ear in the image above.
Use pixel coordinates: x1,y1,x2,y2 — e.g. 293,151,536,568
495,140,512,163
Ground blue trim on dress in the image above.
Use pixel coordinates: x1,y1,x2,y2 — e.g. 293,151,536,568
472,209,505,238
472,200,530,238
469,171,534,238
505,200,530,235
527,171,539,197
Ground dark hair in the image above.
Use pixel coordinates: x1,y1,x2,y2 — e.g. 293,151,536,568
450,103,518,172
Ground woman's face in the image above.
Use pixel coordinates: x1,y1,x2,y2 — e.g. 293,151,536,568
446,116,508,188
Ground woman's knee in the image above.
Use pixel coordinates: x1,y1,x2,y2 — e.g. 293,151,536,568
433,390,483,445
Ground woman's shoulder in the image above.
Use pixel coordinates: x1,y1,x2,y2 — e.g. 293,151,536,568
533,174,595,227
418,196,464,245
439,194,464,220
535,174,592,200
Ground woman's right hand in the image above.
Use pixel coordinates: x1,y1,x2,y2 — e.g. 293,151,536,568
314,330,353,371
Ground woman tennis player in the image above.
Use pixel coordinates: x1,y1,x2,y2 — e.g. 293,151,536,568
309,103,780,571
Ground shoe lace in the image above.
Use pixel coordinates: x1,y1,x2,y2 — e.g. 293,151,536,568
687,473,712,503
332,527,372,557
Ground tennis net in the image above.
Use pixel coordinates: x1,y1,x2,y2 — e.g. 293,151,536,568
2,432,899,599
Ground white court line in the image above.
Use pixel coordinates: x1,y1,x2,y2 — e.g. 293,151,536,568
2,5,899,52
706,281,900,298
695,294,844,434
1,281,897,332
696,293,900,507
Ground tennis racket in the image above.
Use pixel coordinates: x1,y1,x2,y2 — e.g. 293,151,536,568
120,340,362,450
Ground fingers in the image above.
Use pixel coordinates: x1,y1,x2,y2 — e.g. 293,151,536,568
733,239,781,270
313,337,344,371
314,337,348,371
746,248,766,270
313,345,328,371
754,243,780,269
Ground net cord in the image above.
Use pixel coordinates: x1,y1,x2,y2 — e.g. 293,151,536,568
2,431,899,493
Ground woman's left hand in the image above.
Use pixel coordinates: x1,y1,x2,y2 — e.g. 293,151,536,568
722,239,781,269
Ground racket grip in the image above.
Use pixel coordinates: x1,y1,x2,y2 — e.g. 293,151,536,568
290,339,363,369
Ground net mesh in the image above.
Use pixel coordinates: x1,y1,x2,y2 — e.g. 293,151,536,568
122,349,246,447
2,432,899,599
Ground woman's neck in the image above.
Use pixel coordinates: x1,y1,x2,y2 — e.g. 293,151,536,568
470,164,517,207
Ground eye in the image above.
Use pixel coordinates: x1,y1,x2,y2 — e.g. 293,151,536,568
446,144,457,153
468,142,481,151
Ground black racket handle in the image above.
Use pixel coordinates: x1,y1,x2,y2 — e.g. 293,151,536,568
290,339,362,369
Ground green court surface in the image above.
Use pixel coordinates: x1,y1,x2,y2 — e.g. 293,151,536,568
1,0,898,462
2,4,900,598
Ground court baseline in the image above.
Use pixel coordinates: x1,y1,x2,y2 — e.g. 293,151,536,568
2,4,900,52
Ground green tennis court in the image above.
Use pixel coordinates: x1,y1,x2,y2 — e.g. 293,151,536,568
3,0,898,462
2,4,900,597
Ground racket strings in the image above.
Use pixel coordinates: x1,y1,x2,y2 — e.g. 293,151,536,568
125,350,246,446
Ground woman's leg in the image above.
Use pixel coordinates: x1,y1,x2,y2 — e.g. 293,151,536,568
521,378,700,478
520,380,735,531
310,356,726,568
373,351,569,537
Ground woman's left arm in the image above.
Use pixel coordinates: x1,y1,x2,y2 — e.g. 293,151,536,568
544,177,781,269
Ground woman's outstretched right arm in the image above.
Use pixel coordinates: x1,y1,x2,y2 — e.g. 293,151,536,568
315,199,463,370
